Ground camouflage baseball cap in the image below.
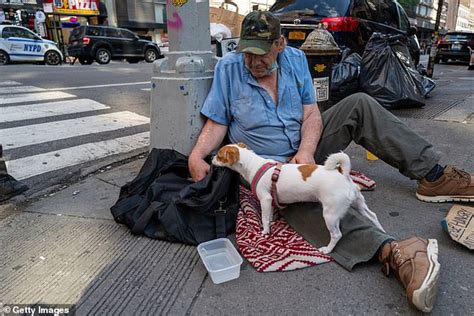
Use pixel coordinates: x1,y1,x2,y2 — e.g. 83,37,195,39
235,11,281,55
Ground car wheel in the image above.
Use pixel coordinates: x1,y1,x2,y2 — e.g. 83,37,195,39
0,50,10,65
96,48,111,64
442,58,449,63
45,51,61,65
79,57,94,65
127,58,140,64
144,48,158,63
434,57,440,64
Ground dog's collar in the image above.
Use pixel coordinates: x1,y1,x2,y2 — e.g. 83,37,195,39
251,162,278,195
251,162,285,210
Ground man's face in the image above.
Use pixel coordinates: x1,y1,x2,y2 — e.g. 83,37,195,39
244,37,283,78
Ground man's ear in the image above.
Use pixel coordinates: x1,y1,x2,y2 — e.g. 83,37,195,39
277,35,286,52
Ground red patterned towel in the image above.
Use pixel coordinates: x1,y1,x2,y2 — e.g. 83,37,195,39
236,186,333,272
350,170,376,191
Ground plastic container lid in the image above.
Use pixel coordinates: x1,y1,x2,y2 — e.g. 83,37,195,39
197,238,243,284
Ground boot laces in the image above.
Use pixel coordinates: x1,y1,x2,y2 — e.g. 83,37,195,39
382,242,403,276
449,167,470,181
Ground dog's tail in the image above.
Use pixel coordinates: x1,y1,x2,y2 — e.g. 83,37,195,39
324,152,351,176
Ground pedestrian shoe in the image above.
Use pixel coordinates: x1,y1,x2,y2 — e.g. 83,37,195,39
0,174,29,202
379,237,440,313
416,165,474,203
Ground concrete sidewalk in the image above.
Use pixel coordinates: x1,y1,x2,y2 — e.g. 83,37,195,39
1,62,473,315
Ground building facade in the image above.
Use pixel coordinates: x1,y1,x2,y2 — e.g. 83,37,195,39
455,0,471,30
210,0,275,16
103,0,166,42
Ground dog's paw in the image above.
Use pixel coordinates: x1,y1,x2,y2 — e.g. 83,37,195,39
262,228,270,236
318,246,332,255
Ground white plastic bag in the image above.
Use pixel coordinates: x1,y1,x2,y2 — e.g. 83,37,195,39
210,23,231,42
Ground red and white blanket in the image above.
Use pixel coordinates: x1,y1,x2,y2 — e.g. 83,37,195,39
236,186,333,272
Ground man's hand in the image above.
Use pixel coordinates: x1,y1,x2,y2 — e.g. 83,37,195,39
187,119,228,182
188,155,211,182
289,150,315,164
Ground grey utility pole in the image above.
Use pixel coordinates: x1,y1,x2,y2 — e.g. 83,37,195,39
150,0,217,154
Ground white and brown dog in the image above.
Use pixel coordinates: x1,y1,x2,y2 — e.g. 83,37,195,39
212,143,385,254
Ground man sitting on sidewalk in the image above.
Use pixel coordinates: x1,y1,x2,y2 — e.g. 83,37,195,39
188,11,473,312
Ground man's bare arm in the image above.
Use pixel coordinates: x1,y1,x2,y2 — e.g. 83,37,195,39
188,119,228,181
290,104,323,164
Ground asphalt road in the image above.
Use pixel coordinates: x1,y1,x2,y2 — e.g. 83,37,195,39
0,61,154,193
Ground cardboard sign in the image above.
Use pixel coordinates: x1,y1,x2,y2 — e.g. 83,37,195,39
441,204,474,250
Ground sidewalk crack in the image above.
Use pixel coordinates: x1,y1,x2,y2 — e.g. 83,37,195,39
185,274,208,316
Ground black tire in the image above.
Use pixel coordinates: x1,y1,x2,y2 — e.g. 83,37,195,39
144,48,158,63
95,48,111,64
434,57,440,64
79,57,94,65
0,50,10,65
127,58,140,64
45,50,61,65
442,58,449,63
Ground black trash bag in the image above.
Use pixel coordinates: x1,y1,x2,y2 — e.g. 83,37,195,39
360,33,431,109
416,63,428,76
110,148,240,245
331,49,362,103
407,66,436,97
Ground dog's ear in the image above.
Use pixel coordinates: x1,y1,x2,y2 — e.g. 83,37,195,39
237,143,249,149
216,146,240,165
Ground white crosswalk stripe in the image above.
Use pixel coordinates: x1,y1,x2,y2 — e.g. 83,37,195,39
1,81,150,181
0,99,110,123
0,80,22,86
0,91,76,105
6,132,150,180
0,86,46,95
2,111,149,150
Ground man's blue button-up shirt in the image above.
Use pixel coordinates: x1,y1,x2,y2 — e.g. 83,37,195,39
201,46,317,162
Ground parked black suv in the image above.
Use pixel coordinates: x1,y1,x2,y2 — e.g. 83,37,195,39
435,31,474,63
269,0,420,64
68,25,162,65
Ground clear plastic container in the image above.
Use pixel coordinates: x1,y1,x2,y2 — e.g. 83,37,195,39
197,238,243,284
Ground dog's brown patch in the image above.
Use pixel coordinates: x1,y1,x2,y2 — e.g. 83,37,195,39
237,143,248,149
216,146,240,165
337,165,343,174
298,164,318,181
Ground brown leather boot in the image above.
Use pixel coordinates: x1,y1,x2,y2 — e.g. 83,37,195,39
417,165,474,202
379,237,440,313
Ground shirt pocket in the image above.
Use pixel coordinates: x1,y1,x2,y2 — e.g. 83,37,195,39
288,87,304,123
230,97,269,130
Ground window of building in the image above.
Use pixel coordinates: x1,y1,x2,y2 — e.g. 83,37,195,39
154,3,165,24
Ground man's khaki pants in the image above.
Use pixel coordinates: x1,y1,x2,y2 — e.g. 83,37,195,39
281,93,440,270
